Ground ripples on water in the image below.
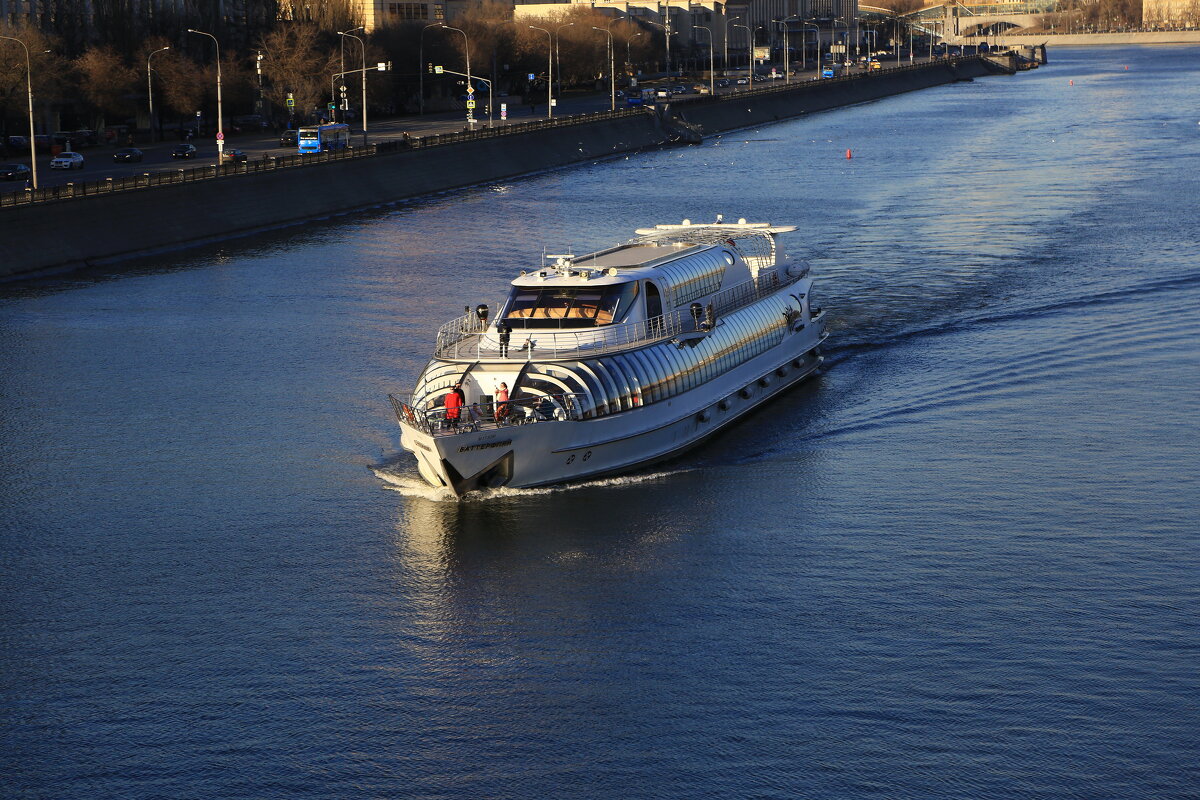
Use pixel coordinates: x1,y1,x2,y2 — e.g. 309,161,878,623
2,46,1198,798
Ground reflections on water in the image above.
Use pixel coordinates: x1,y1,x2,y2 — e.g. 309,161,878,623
2,45,1199,800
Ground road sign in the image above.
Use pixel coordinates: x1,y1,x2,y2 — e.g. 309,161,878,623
500,103,507,121
286,98,294,107
466,100,476,109
216,132,224,141
434,65,443,74
528,73,536,81
328,102,336,110
466,85,474,95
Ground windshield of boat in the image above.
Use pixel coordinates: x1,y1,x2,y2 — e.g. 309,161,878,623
502,283,640,329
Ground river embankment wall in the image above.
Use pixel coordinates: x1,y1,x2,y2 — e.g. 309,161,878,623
1,58,1003,279
968,31,1200,47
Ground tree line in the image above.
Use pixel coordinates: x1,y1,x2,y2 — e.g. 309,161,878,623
0,1,661,142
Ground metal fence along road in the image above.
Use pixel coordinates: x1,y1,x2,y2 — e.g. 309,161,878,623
0,56,989,211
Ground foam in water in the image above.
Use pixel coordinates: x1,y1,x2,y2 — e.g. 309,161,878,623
371,463,687,502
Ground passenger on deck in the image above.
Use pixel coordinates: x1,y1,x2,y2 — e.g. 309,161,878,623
495,382,510,421
444,383,465,429
536,395,556,420
497,321,511,356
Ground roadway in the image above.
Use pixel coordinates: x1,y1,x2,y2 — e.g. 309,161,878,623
0,57,939,197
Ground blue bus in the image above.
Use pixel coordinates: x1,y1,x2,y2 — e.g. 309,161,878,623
297,123,350,154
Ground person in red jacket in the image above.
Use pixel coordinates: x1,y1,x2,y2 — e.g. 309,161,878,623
444,384,465,429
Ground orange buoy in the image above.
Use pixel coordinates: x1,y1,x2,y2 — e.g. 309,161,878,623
1125,65,1129,70
1069,79,1074,86
845,148,852,159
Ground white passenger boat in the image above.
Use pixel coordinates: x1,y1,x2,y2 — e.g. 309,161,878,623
388,218,828,495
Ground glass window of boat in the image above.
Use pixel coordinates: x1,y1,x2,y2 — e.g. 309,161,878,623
502,283,639,328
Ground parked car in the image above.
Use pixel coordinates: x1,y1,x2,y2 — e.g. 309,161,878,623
220,149,248,163
279,130,298,147
50,151,85,170
6,135,28,149
112,148,143,163
0,163,32,181
171,143,197,159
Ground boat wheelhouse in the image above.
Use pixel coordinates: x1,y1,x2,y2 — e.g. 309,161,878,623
388,218,828,495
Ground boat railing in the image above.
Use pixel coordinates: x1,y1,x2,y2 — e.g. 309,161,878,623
389,392,589,437
432,265,801,361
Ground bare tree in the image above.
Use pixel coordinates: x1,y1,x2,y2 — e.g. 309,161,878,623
74,47,138,130
0,24,65,141
259,24,341,125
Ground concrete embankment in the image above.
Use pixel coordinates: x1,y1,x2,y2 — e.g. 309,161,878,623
2,57,1007,279
981,31,1200,47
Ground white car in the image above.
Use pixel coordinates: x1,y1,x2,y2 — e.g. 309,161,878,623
50,151,84,170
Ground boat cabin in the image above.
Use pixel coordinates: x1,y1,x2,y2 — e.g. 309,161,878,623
498,240,753,331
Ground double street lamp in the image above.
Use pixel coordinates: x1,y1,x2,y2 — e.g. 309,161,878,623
0,34,37,189
186,28,224,159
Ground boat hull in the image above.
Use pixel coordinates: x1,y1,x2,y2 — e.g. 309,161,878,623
398,327,825,495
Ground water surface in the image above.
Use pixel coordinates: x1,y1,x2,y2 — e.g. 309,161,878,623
2,46,1198,798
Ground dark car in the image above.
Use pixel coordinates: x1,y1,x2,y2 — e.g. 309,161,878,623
112,148,143,163
279,130,298,147
220,149,248,163
0,163,32,181
171,144,197,159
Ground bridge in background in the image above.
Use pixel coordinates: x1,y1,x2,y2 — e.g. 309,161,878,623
860,1,1061,39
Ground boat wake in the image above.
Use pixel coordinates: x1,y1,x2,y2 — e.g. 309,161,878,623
371,462,689,502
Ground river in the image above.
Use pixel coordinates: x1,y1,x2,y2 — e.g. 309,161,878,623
2,45,1197,798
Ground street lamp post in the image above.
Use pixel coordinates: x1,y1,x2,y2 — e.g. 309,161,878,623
147,46,170,144
186,29,224,160
732,23,752,85
832,18,848,67
419,22,440,115
695,25,715,96
439,24,473,128
338,28,368,145
775,18,803,83
661,8,673,75
725,15,737,75
591,27,616,111
0,34,37,190
554,22,575,103
528,26,553,119
801,21,820,75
